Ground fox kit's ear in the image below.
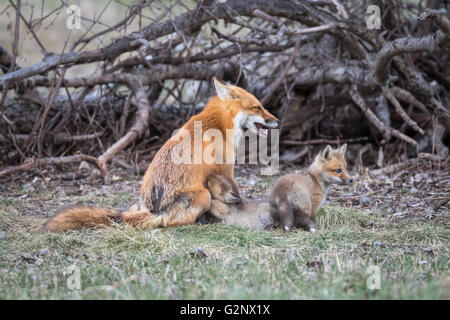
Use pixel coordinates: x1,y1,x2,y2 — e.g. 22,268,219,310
212,77,235,101
338,143,347,156
321,145,333,160
206,173,217,188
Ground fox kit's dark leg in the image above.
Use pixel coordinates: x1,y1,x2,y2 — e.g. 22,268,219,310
195,213,214,225
293,210,317,232
276,202,295,232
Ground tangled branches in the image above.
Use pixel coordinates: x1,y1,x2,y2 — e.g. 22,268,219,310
0,0,449,180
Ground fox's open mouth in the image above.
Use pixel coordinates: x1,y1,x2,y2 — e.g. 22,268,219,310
255,122,269,136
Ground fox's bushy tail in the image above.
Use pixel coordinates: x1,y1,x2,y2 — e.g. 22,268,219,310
44,206,167,232
44,206,122,232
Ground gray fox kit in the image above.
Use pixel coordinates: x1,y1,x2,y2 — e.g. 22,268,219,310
202,145,352,232
206,174,275,230
270,144,352,232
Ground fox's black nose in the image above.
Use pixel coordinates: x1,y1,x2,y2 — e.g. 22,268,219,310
349,178,354,183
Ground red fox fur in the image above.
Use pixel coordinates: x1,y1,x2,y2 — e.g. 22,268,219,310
44,78,278,232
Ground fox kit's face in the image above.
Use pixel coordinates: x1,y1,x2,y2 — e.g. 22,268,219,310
317,144,353,185
213,78,279,137
206,174,241,204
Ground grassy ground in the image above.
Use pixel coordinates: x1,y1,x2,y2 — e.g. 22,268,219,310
0,185,448,299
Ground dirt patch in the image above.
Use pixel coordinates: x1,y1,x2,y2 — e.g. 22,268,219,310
0,160,448,227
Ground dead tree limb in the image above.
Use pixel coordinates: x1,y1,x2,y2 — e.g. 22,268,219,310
375,9,450,85
97,79,158,177
262,38,302,105
381,86,425,135
349,85,417,146
0,154,103,179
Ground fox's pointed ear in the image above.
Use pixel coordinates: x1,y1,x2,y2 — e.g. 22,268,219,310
321,145,333,160
338,143,347,156
212,77,235,101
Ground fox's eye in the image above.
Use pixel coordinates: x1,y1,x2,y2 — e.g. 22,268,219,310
253,106,260,110
335,169,342,173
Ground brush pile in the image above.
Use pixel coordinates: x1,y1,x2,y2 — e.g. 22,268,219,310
1,0,449,180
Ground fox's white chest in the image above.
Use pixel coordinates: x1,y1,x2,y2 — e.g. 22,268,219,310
232,111,246,148
318,186,329,210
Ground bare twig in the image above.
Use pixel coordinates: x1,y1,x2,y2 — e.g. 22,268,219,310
281,137,368,146
97,80,159,177
261,38,301,105
381,86,425,135
390,86,429,114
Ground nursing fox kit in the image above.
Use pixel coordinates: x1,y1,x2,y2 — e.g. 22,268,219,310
206,173,275,230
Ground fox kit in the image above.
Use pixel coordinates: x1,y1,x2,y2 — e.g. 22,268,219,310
45,78,278,232
270,144,352,232
205,174,276,230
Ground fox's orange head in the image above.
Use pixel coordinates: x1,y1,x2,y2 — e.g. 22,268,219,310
312,144,353,185
213,77,279,137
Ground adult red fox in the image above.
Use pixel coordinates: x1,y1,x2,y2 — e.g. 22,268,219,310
45,78,279,232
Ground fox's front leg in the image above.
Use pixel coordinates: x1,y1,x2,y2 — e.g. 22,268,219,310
163,187,211,227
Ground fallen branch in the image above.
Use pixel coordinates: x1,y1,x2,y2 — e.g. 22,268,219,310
370,158,418,176
8,63,245,90
97,80,160,177
0,132,104,144
0,0,311,88
349,85,417,146
53,132,104,144
261,38,302,105
375,9,450,84
292,64,378,88
0,154,104,179
281,137,368,146
390,86,429,114
418,152,449,162
381,86,425,135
